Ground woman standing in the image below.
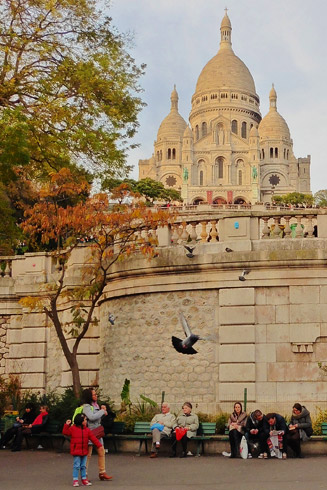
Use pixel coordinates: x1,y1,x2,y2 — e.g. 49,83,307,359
227,402,247,458
82,388,112,481
170,402,199,458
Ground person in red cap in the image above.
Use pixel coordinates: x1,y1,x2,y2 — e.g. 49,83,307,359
170,402,199,458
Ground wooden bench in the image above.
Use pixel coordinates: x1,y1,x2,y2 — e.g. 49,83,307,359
127,421,152,455
24,420,65,452
191,422,217,456
103,422,125,453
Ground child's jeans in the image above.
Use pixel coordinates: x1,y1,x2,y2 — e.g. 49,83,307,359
73,455,87,480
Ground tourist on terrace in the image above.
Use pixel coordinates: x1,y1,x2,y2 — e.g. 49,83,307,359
245,409,269,458
287,403,313,458
11,405,49,452
149,402,176,458
265,412,288,459
170,401,199,458
0,402,36,449
226,402,247,458
82,388,112,481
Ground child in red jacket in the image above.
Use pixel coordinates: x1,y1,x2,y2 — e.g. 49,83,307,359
63,413,103,487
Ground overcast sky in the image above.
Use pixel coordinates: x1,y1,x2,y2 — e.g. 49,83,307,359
109,0,327,193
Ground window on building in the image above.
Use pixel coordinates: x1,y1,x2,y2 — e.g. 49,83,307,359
232,120,238,134
238,170,243,185
160,150,162,161
172,148,176,160
168,148,171,159
215,157,224,179
287,150,289,160
270,147,273,158
202,122,207,137
199,170,203,186
195,125,199,140
241,122,247,138
275,147,278,158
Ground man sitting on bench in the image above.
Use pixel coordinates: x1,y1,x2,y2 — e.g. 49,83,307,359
149,403,176,458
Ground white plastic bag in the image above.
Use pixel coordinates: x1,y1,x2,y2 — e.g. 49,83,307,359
239,435,248,459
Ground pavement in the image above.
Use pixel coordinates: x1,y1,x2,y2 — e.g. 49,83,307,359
1,450,327,490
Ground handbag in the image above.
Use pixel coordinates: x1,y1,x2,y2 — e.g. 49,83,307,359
150,423,164,431
92,425,105,439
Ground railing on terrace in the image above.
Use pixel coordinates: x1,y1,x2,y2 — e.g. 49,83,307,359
0,257,12,278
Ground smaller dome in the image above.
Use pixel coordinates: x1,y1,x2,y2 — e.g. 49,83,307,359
249,125,259,137
221,11,231,29
157,86,187,140
183,125,193,138
259,85,291,141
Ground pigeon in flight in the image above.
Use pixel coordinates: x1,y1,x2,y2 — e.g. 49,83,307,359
172,313,207,355
184,245,195,258
239,270,250,281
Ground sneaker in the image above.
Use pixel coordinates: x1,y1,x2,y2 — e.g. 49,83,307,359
150,452,158,458
155,442,160,448
81,479,92,486
187,451,193,456
258,453,264,459
73,481,79,487
270,450,276,458
247,453,252,459
222,451,231,457
282,452,287,459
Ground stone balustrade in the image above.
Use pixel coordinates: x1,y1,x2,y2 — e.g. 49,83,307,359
0,258,12,278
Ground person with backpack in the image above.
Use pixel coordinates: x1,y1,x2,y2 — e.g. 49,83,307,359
63,413,103,487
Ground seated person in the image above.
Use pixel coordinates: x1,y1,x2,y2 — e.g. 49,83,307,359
170,402,199,458
245,409,269,458
287,403,312,458
265,412,288,459
226,402,247,458
101,403,116,435
149,402,176,458
0,403,35,449
11,405,49,452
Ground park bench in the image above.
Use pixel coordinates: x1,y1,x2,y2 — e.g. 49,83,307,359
24,420,65,452
103,421,125,452
127,421,152,455
192,422,217,456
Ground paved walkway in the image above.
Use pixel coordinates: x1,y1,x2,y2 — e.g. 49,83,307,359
1,451,327,489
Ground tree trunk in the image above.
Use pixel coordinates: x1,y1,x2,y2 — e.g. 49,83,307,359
70,355,82,399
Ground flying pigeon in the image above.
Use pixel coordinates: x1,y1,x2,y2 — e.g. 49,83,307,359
171,313,207,355
184,245,195,258
239,270,250,281
108,313,115,325
225,247,233,252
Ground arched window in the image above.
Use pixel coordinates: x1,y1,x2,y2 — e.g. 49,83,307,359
262,149,265,159
214,157,224,179
287,150,289,160
195,125,199,140
238,170,243,185
160,150,162,161
167,148,171,159
156,151,159,161
270,147,273,158
241,122,247,138
284,149,286,158
199,170,203,186
275,147,278,158
202,122,207,137
231,120,238,134
172,148,176,160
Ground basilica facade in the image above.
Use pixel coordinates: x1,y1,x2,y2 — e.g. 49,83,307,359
138,12,311,204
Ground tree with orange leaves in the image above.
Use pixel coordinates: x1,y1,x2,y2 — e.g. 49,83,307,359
20,170,172,397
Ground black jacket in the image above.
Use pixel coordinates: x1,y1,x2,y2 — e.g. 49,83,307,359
245,412,269,436
266,413,288,434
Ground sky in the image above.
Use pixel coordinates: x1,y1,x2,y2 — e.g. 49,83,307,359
108,0,327,193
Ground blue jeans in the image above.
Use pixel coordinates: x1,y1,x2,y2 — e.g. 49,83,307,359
73,455,87,480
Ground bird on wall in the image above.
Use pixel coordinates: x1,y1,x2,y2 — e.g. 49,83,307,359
108,313,115,325
184,245,195,258
171,312,209,355
225,247,233,252
239,270,250,281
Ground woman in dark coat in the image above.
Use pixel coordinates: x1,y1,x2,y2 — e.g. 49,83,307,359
287,403,313,458
227,402,247,458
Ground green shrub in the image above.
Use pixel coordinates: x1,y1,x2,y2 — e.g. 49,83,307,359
312,408,327,435
197,411,229,434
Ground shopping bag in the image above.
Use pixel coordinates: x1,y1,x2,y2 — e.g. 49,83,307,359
239,435,248,459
